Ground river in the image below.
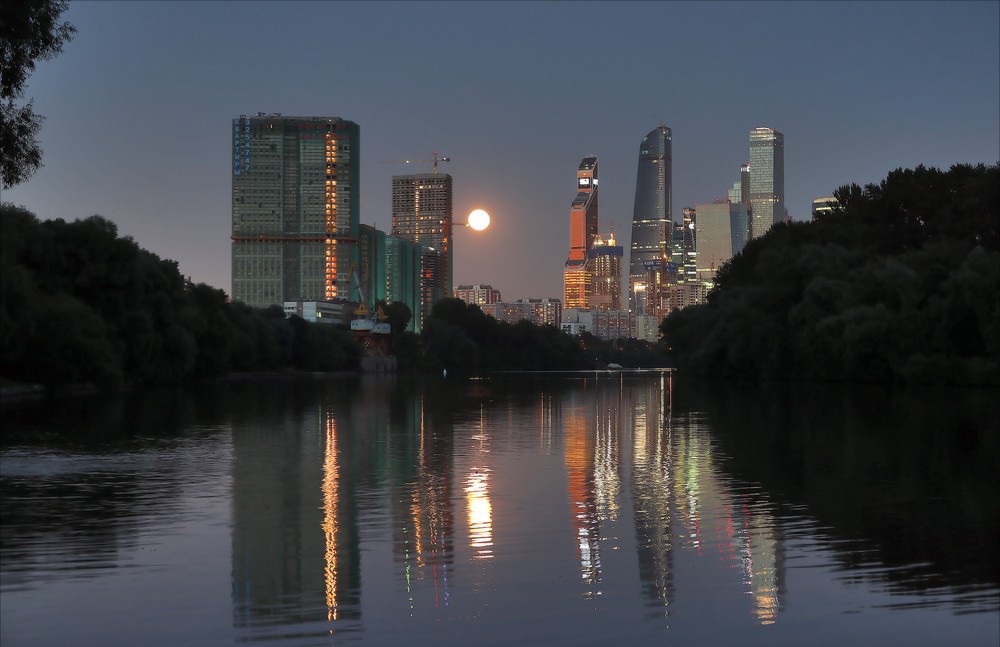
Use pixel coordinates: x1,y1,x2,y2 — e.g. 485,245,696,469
1,372,997,646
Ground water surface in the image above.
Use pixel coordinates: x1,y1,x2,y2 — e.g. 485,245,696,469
1,373,997,646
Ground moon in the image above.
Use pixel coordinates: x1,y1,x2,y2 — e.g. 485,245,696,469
467,209,491,231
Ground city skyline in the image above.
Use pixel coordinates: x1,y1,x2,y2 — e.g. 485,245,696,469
4,2,998,303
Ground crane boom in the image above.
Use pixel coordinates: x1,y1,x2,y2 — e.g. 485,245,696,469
378,150,451,174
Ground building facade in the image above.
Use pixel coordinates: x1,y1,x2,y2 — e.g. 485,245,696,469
588,234,623,312
391,173,454,325
629,126,673,315
812,196,839,219
482,298,562,328
563,156,599,310
282,300,353,326
561,308,634,340
358,224,387,309
694,200,749,281
748,127,786,240
231,114,360,308
454,284,502,306
385,235,423,332
728,163,751,206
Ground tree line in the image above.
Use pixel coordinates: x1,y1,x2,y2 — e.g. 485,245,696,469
3,204,658,390
661,163,999,386
0,205,361,389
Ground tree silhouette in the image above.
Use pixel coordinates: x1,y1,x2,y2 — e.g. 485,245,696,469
0,0,76,189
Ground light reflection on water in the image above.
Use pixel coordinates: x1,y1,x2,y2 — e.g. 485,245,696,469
1,374,997,646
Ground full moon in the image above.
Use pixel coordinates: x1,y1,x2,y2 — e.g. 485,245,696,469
467,209,491,231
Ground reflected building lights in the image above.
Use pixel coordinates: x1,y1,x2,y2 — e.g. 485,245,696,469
322,414,340,621
465,468,494,559
565,404,602,599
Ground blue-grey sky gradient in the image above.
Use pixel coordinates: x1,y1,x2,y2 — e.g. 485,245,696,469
4,1,998,302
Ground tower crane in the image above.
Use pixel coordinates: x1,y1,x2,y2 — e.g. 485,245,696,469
378,150,451,174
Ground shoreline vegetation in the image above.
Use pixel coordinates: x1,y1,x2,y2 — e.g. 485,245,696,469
662,163,999,387
2,163,997,393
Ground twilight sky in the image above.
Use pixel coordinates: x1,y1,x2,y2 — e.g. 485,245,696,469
4,1,998,302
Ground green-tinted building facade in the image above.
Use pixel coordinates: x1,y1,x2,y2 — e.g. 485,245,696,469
231,114,360,308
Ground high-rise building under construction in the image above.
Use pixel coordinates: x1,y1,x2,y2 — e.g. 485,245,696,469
231,114,360,308
391,173,453,327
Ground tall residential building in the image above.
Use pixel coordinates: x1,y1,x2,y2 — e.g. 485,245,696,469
563,156,599,310
748,127,786,240
231,114,360,308
588,233,623,312
391,173,454,326
629,126,672,315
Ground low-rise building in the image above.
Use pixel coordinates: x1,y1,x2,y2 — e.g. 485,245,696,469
562,308,635,340
283,300,356,326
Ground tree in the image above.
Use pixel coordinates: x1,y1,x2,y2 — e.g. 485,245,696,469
1,0,75,189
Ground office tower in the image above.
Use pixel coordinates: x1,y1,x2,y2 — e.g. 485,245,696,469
563,156,599,310
812,196,839,220
676,208,698,284
391,173,454,325
588,233,623,312
748,127,785,240
695,200,748,280
629,126,672,315
231,114,360,308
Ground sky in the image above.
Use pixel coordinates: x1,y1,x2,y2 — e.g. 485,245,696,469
4,1,998,302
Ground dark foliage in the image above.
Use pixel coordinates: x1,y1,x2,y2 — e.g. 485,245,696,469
0,205,360,389
661,163,1000,385
422,298,588,373
1,0,76,189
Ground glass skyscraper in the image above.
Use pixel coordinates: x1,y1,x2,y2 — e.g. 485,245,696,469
748,127,785,240
628,126,672,315
231,114,360,308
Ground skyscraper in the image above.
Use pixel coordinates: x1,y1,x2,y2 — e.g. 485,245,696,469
391,173,453,326
728,163,751,206
695,200,748,280
231,114,360,308
563,156,599,310
748,127,785,240
588,233,623,312
629,127,672,315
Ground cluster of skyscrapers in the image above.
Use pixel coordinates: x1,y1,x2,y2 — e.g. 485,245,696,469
562,125,785,338
231,113,785,340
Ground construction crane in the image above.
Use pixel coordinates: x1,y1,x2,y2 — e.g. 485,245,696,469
348,263,390,335
378,150,451,174
348,264,374,332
